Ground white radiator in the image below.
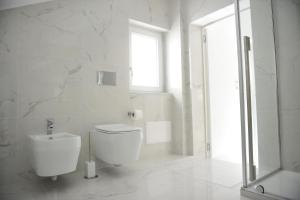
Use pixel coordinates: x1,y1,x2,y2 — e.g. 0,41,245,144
145,121,171,144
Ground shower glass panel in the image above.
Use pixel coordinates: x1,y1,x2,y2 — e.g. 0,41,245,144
235,0,281,185
236,0,300,199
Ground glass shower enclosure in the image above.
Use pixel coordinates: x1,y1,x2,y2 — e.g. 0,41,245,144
234,0,300,199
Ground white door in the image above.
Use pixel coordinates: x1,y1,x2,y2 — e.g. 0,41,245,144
204,15,242,164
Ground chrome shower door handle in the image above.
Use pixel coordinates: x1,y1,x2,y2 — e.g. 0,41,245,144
243,36,256,182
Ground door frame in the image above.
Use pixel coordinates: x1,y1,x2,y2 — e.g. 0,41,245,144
201,28,211,159
200,12,237,160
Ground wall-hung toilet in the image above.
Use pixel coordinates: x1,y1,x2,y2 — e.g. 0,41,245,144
92,124,143,165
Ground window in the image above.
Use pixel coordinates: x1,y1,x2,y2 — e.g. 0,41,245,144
130,26,163,92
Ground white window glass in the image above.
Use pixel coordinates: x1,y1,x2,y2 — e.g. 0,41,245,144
130,29,162,91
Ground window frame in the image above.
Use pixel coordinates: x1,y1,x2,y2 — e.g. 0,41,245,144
129,25,164,92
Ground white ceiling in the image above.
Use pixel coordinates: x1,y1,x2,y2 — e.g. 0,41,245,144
0,0,54,11
191,4,235,26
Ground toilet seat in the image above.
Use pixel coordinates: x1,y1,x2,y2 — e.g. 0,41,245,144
95,124,141,134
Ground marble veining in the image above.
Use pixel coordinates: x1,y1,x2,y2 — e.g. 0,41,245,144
0,98,15,109
85,52,93,63
28,2,63,17
0,40,10,54
80,1,115,61
20,10,76,35
0,31,10,54
0,121,10,147
0,0,172,180
291,161,300,171
66,64,82,75
82,9,112,38
23,64,82,118
146,0,153,22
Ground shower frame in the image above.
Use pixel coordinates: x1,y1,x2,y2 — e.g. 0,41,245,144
233,0,286,199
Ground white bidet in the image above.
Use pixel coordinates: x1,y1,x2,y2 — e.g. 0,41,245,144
28,132,81,179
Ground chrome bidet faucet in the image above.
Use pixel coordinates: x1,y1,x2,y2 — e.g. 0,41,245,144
46,119,54,135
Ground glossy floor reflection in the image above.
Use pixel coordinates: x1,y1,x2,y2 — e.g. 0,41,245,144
1,156,251,200
248,170,300,200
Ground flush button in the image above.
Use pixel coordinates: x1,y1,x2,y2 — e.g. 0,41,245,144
97,71,117,86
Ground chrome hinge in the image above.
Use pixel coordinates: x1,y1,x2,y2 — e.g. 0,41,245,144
244,36,251,51
206,143,211,152
203,34,207,43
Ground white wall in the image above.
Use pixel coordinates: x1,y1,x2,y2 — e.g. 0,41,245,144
273,0,300,172
189,26,206,157
130,93,173,158
165,0,185,154
0,0,172,177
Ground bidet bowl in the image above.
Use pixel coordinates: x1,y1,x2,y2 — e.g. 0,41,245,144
28,132,81,177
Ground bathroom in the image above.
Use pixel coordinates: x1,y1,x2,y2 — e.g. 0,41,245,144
0,0,300,199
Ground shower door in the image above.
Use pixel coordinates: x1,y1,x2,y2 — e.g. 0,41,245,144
236,0,300,199
234,0,281,186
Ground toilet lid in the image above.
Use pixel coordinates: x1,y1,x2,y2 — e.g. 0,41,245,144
95,124,141,134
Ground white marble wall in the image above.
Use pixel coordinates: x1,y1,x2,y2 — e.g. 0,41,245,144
0,0,172,176
189,26,206,157
165,0,185,155
130,93,173,158
273,0,300,172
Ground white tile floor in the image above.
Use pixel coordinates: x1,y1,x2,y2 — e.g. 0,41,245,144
0,156,252,200
248,170,300,200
